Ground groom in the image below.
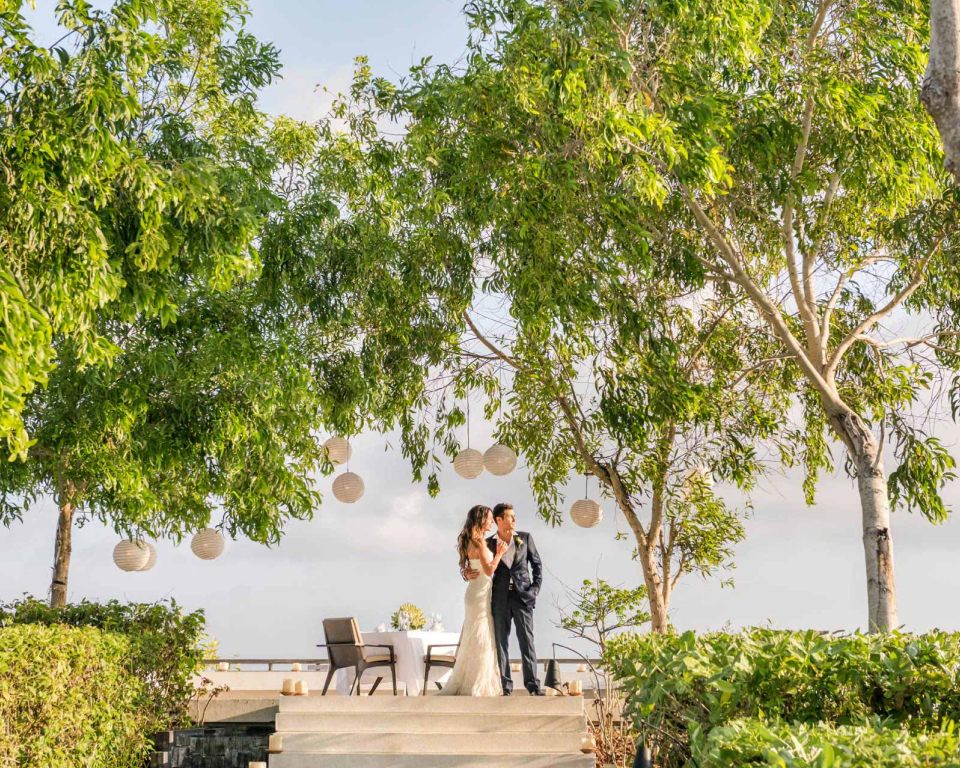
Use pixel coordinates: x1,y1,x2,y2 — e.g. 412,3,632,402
468,502,544,695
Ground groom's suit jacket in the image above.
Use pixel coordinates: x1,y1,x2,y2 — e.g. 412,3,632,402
486,532,543,608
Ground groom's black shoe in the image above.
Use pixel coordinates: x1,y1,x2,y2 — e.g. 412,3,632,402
502,691,512,696
529,689,546,696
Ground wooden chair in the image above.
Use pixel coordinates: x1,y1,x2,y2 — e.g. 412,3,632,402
423,639,460,694
317,617,398,696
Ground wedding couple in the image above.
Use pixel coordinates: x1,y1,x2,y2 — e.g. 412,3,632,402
439,502,545,696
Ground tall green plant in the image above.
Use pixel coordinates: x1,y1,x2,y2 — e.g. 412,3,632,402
296,51,795,631
0,1,342,606
604,628,960,767
0,624,150,768
355,0,960,631
0,597,207,729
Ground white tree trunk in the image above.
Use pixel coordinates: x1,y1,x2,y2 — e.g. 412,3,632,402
826,408,899,631
923,0,960,181
637,541,670,633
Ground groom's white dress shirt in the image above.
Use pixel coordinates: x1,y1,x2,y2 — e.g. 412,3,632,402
499,534,516,569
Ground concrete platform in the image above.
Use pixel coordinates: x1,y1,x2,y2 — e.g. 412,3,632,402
278,694,585,714
276,711,584,733
278,731,584,754
270,695,593,767
268,755,596,768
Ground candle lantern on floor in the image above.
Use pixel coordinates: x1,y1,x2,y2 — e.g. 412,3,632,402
268,734,283,754
633,742,654,768
543,659,562,694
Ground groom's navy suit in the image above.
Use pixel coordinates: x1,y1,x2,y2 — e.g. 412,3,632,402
487,531,543,694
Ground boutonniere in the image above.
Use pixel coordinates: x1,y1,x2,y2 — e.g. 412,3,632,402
514,534,523,548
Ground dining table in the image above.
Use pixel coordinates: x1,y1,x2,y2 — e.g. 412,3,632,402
335,629,461,696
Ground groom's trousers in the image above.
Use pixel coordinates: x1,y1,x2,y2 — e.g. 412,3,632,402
493,590,541,694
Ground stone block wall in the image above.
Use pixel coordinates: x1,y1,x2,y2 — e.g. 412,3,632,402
152,725,271,768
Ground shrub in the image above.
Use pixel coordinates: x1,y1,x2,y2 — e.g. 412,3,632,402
604,628,960,767
0,597,207,730
693,719,960,768
0,624,151,768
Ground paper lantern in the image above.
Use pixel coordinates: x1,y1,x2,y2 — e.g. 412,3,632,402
570,499,603,528
137,543,157,572
453,448,484,479
191,528,225,560
483,444,517,476
682,465,714,498
114,540,150,572
323,436,352,466
332,471,365,503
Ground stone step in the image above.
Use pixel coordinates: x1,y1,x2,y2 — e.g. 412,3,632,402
275,712,585,733
278,695,584,715
278,731,584,754
268,753,596,768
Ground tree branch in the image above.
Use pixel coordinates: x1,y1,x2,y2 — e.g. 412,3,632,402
825,239,944,380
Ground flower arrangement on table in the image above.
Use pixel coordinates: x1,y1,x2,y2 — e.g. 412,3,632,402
390,603,427,631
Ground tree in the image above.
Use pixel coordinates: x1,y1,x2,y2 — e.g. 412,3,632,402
296,60,795,632
0,0,277,460
554,577,649,766
404,0,960,630
0,1,339,606
923,0,960,182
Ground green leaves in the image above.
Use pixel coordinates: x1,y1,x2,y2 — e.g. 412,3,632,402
0,623,150,768
696,719,960,768
0,0,280,457
604,628,960,768
0,1,339,552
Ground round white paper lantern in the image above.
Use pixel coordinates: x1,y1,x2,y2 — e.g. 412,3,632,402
453,448,484,479
323,436,352,466
114,540,150,572
570,499,603,528
191,528,225,560
483,444,517,476
682,465,714,498
138,543,157,572
332,471,365,503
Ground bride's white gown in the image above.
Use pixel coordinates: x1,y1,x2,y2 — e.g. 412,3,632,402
438,558,502,696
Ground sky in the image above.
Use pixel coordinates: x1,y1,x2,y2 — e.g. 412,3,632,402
3,0,960,661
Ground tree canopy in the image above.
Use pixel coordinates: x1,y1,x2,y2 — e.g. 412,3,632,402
303,0,960,630
0,0,277,460
0,0,354,605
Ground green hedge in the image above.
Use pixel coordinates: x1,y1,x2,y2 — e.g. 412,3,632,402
604,628,960,767
0,597,206,730
693,719,960,768
0,624,151,768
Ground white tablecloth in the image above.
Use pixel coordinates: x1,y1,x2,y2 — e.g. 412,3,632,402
335,630,461,696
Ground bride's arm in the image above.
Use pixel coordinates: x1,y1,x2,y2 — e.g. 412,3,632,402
476,536,503,577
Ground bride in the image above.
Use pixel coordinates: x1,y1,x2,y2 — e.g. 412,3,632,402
438,504,508,696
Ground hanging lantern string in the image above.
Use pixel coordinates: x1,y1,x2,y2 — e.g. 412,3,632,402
467,394,471,448
585,472,589,499
498,363,503,419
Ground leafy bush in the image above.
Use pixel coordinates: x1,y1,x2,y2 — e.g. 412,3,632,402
604,628,960,767
0,597,207,729
0,624,151,768
693,719,960,768
391,602,426,630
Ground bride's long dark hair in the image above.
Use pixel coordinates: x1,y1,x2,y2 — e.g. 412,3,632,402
457,505,492,580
